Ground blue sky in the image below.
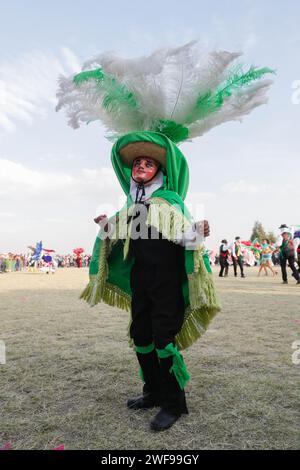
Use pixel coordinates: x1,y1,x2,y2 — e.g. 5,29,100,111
0,0,299,253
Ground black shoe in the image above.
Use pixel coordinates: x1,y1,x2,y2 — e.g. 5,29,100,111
241,274,245,278
127,394,159,410
296,280,300,285
150,408,181,431
282,281,288,284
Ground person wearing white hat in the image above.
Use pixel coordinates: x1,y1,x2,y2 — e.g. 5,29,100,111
277,225,300,285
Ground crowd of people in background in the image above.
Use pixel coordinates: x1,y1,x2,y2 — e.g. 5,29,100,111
0,253,91,273
2,224,300,286
216,224,300,285
0,254,26,273
216,238,248,278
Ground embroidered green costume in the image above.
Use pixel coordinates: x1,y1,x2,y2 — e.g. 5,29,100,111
81,131,220,350
56,41,273,430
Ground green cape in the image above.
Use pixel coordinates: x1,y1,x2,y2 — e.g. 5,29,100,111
81,131,220,350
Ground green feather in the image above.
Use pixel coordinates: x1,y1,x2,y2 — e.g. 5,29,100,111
73,68,138,113
151,119,189,143
215,66,275,106
187,66,275,123
73,69,105,84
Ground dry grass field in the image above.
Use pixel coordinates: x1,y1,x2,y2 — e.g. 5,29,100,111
0,266,299,450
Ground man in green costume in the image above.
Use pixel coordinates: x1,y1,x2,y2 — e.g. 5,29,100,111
56,41,273,431
83,131,219,431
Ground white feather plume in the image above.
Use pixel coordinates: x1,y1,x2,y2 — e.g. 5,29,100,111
56,41,274,142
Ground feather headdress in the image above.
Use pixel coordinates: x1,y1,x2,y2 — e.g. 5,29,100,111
56,41,275,143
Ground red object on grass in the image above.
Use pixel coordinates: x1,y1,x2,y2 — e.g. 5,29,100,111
53,444,65,450
0,442,12,450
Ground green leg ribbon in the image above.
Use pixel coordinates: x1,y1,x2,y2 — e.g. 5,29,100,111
139,367,145,383
135,343,155,354
135,343,155,383
156,343,190,390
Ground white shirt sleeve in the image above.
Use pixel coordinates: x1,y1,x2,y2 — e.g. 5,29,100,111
176,223,204,249
293,238,300,257
229,242,235,256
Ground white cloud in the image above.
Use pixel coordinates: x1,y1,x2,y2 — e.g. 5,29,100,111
0,158,74,195
0,158,123,203
0,158,126,252
0,212,14,217
221,179,300,197
0,47,80,132
222,180,269,194
243,32,259,51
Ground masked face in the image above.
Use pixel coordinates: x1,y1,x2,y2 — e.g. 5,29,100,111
132,157,159,184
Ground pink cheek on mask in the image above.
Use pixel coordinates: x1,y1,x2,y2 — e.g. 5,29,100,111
132,166,157,181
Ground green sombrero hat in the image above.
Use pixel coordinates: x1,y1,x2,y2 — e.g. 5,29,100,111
119,140,167,169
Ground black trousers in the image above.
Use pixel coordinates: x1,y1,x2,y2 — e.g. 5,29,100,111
219,256,229,277
129,235,188,416
280,255,300,282
130,260,185,350
232,255,244,276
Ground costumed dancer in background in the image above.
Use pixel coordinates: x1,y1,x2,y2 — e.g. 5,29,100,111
231,236,245,278
73,248,85,268
41,249,56,274
297,243,300,273
219,239,230,277
56,41,274,430
257,239,277,277
276,225,300,285
243,246,256,267
293,229,300,273
27,241,43,272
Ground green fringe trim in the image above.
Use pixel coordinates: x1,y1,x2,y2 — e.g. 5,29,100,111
80,277,131,312
175,304,220,351
188,249,219,310
92,238,110,306
156,343,190,390
81,279,220,352
174,248,221,351
80,232,131,310
79,281,94,301
102,199,191,260
80,200,220,352
146,197,191,242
